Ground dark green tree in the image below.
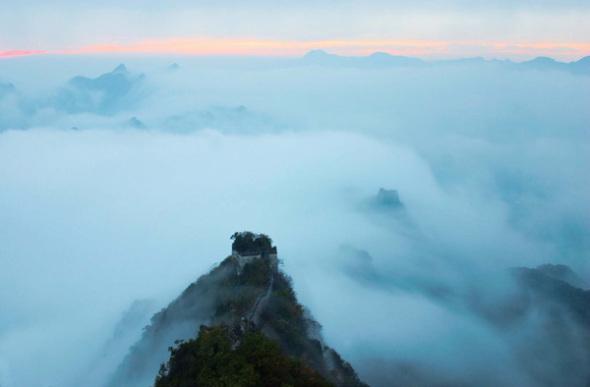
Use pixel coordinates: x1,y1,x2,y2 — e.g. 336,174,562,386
154,327,333,387
231,232,273,255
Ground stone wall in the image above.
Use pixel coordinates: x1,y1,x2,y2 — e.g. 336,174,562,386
232,250,278,273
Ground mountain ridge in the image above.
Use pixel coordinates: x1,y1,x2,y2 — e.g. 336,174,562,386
109,232,367,387
299,49,590,75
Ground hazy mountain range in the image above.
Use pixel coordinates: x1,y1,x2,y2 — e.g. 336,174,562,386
298,50,590,75
1,50,587,134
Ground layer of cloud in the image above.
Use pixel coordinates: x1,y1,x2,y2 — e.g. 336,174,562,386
0,55,589,386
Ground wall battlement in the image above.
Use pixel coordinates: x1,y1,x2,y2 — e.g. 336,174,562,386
232,248,278,274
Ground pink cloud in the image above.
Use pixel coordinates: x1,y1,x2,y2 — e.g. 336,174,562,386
0,50,47,58
3,40,590,61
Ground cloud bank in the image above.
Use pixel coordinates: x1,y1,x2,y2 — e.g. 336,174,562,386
0,54,589,386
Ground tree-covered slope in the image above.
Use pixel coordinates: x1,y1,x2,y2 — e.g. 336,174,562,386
154,327,333,387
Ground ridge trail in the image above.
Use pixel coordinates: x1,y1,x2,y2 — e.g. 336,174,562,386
249,274,274,322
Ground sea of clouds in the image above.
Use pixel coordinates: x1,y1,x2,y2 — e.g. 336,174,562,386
0,54,589,386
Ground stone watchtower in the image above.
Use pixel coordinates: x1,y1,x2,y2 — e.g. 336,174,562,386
230,232,278,274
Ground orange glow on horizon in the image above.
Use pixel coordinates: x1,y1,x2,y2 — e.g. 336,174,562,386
60,39,590,59
0,50,47,58
3,39,590,59
61,39,452,57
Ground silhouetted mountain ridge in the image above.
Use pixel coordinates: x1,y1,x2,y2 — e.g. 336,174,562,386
56,64,145,115
301,49,424,68
513,265,590,327
300,50,590,75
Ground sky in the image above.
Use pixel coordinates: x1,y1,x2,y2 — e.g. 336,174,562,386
1,0,590,60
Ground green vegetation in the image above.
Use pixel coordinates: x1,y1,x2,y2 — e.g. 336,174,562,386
260,271,307,355
231,232,273,255
154,327,333,387
240,257,272,287
210,257,273,321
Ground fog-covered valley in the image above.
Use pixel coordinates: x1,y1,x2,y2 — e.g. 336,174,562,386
1,53,589,386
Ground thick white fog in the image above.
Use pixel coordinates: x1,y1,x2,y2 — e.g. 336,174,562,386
0,54,589,386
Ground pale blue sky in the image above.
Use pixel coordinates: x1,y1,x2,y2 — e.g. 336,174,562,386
1,2,589,62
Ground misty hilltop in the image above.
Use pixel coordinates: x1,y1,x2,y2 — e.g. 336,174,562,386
55,64,145,116
110,232,367,387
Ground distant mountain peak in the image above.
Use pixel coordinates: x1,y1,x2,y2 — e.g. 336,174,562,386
301,49,423,68
305,49,330,56
535,263,589,289
61,63,143,116
112,63,129,73
302,49,338,61
371,187,405,210
126,116,147,129
528,56,557,63
0,82,16,96
167,63,180,71
368,51,392,58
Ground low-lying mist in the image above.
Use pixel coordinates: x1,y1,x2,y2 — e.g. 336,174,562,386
0,54,588,387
